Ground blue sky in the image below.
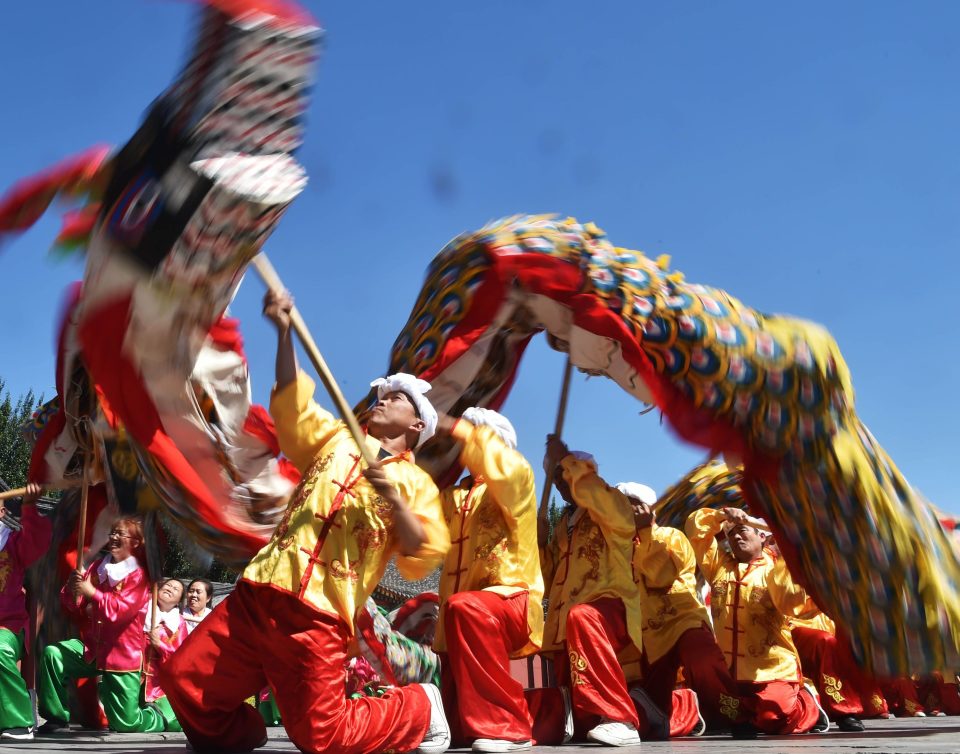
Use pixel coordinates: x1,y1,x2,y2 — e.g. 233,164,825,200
1,2,958,515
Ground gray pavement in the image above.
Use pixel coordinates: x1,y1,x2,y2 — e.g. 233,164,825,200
1,717,958,754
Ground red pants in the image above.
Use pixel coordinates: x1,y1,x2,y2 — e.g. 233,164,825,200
441,590,532,743
560,598,639,729
526,685,699,742
919,674,960,716
880,677,925,716
642,625,742,727
791,626,865,719
523,688,569,745
739,680,820,734
665,688,701,737
160,581,431,754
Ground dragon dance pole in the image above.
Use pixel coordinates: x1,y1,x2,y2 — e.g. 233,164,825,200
75,456,91,570
0,479,82,502
251,254,376,467
538,356,574,524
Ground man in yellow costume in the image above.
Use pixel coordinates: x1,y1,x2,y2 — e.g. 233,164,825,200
623,483,743,731
432,407,543,753
540,436,643,747
162,290,451,754
685,506,828,738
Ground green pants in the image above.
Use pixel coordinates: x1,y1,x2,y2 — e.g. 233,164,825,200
0,628,33,729
151,695,181,732
257,690,281,726
39,639,164,733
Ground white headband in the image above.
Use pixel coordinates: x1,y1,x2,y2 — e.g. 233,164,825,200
461,407,517,450
615,482,657,506
370,373,437,448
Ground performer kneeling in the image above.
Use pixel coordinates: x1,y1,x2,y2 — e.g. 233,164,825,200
143,578,188,731
39,516,165,733
685,507,828,738
161,290,451,754
624,484,744,732
540,437,643,748
432,408,544,752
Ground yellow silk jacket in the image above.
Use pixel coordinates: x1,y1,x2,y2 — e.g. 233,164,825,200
633,524,711,664
434,421,544,656
242,373,450,634
685,508,816,683
541,455,643,653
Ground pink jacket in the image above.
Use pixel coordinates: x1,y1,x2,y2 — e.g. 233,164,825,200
60,557,150,672
0,505,52,635
142,613,188,702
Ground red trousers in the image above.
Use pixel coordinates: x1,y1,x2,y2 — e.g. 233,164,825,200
525,685,699,742
642,625,742,727
739,680,820,734
880,677,925,717
560,598,639,729
665,688,701,737
791,626,865,719
441,590,532,743
523,688,569,746
160,581,431,754
919,674,960,716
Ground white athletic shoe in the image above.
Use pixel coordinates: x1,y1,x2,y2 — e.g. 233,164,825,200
802,683,831,733
561,686,574,744
471,739,532,752
1,727,35,741
628,686,669,740
586,718,642,746
415,683,451,754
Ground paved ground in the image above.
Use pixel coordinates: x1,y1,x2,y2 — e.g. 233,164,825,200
1,717,958,754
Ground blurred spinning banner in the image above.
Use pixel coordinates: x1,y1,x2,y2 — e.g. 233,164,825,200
0,0,321,565
361,214,960,676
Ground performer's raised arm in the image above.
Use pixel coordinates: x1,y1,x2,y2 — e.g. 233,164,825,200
684,507,726,583
544,435,634,539
448,411,536,524
263,289,342,472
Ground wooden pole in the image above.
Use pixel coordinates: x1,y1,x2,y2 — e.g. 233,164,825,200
151,583,159,634
251,254,376,467
537,357,574,524
0,479,82,502
75,457,91,570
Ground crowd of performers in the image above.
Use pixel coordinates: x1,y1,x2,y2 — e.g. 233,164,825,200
0,289,958,753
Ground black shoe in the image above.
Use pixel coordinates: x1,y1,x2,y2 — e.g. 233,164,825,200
1,727,35,741
37,718,69,735
731,722,759,739
837,716,865,732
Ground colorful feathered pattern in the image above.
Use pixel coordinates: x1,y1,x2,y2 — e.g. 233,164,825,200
655,460,747,530
367,214,960,677
0,0,320,565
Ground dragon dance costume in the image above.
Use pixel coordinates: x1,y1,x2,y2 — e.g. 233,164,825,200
367,214,960,677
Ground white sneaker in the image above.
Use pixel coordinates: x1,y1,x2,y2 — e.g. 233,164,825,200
560,686,574,744
472,739,532,752
415,683,451,754
628,686,668,740
1,727,35,741
586,719,642,746
802,683,830,733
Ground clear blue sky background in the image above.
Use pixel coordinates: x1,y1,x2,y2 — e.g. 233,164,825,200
1,2,958,515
